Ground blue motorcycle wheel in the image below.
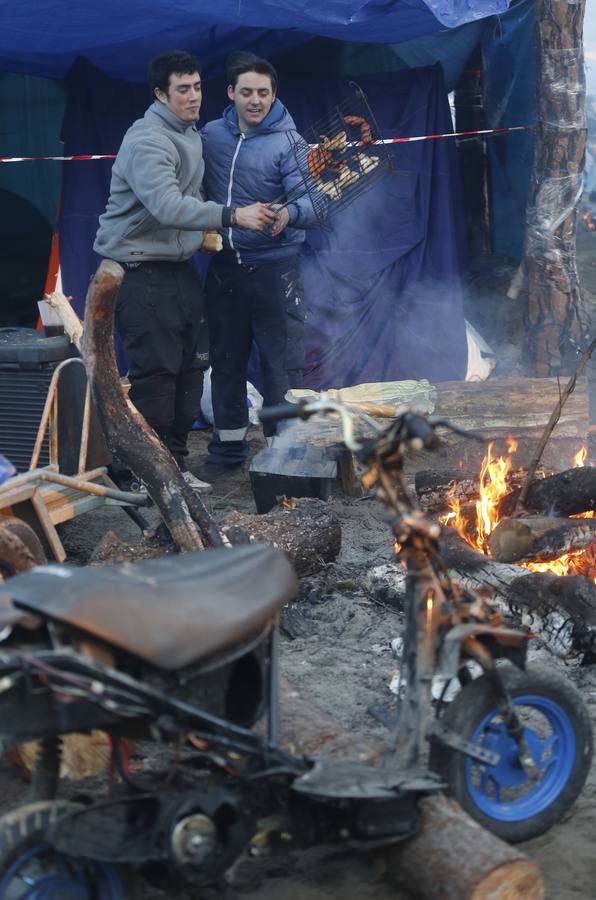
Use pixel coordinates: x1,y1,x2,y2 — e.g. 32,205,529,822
0,801,123,900
430,665,593,842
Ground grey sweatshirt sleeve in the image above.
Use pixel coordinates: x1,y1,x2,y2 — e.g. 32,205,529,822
123,138,226,231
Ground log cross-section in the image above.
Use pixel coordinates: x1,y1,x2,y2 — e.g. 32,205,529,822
488,515,596,564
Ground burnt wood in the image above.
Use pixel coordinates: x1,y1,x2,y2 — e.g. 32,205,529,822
81,260,223,551
440,531,596,657
221,497,341,577
488,515,596,564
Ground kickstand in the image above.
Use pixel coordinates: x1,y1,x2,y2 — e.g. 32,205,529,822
121,505,151,534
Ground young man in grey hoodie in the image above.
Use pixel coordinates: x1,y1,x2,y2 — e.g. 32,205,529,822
94,50,275,492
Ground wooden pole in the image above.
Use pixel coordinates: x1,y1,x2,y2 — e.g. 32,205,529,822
524,0,588,375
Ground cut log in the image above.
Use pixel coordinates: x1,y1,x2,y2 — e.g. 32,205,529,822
81,260,224,551
279,680,544,900
488,515,596,563
385,794,544,900
426,378,588,474
221,497,341,577
415,468,526,513
440,530,596,657
523,466,596,516
415,469,480,512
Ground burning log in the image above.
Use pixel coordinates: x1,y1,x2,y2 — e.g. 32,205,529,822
384,794,543,900
488,515,596,564
440,531,596,657
221,498,341,577
521,465,596,516
415,469,526,514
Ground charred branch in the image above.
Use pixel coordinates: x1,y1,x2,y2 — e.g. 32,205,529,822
81,260,223,552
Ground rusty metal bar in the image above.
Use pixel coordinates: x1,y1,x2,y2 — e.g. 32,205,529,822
1,466,148,507
29,357,88,471
78,380,92,474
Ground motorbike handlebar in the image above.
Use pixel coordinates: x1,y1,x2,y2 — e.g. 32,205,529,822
258,397,486,454
258,401,309,424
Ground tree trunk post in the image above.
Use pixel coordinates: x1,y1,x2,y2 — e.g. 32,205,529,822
81,259,224,551
524,0,588,375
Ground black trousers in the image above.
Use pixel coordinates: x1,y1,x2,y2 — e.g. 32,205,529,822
205,254,305,465
115,260,208,467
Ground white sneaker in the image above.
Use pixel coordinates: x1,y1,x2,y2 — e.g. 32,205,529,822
181,470,212,494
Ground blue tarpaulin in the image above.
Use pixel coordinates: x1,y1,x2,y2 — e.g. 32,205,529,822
60,61,467,387
1,0,517,386
0,1,511,81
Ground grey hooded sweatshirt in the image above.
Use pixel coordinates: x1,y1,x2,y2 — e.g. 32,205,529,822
94,101,231,263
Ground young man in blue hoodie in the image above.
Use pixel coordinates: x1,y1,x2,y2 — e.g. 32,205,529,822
94,50,276,492
201,54,316,469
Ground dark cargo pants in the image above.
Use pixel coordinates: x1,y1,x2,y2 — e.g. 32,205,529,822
115,260,208,468
205,254,305,465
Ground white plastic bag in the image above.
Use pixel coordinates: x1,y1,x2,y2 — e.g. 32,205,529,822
200,367,263,426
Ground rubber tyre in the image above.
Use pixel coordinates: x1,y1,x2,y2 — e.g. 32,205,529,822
0,517,46,579
0,800,124,897
431,665,593,842
0,800,79,861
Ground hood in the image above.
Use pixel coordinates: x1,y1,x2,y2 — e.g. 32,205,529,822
223,98,297,137
145,100,198,135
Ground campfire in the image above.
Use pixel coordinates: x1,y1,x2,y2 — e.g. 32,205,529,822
440,441,596,583
581,210,596,232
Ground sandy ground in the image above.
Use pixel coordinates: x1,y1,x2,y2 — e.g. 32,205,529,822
2,232,596,898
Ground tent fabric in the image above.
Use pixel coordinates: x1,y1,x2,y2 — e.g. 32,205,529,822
0,0,511,81
298,66,468,387
59,61,467,388
482,0,535,260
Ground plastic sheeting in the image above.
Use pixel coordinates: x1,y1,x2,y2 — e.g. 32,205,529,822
482,0,535,260
0,0,511,81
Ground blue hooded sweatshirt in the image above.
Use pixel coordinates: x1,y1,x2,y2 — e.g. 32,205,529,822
201,99,318,264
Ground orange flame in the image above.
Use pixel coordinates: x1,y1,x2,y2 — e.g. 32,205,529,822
573,446,587,468
442,441,595,581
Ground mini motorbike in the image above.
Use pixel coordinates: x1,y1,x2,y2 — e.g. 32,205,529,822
0,399,591,897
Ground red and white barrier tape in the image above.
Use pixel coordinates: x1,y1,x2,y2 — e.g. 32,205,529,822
0,125,531,163
370,124,531,145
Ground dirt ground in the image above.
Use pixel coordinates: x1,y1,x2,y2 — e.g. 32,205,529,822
3,232,596,897
4,418,591,900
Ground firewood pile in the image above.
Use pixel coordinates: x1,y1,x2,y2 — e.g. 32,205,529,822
416,459,596,660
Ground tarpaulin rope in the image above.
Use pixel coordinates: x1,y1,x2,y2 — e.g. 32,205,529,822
0,124,532,162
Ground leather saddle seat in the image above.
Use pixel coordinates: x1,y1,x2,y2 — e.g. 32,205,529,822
4,544,298,670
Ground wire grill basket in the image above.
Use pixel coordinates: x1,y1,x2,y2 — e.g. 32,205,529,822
283,82,394,228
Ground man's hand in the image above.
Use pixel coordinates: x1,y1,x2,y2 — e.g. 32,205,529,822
269,205,290,237
235,202,277,231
